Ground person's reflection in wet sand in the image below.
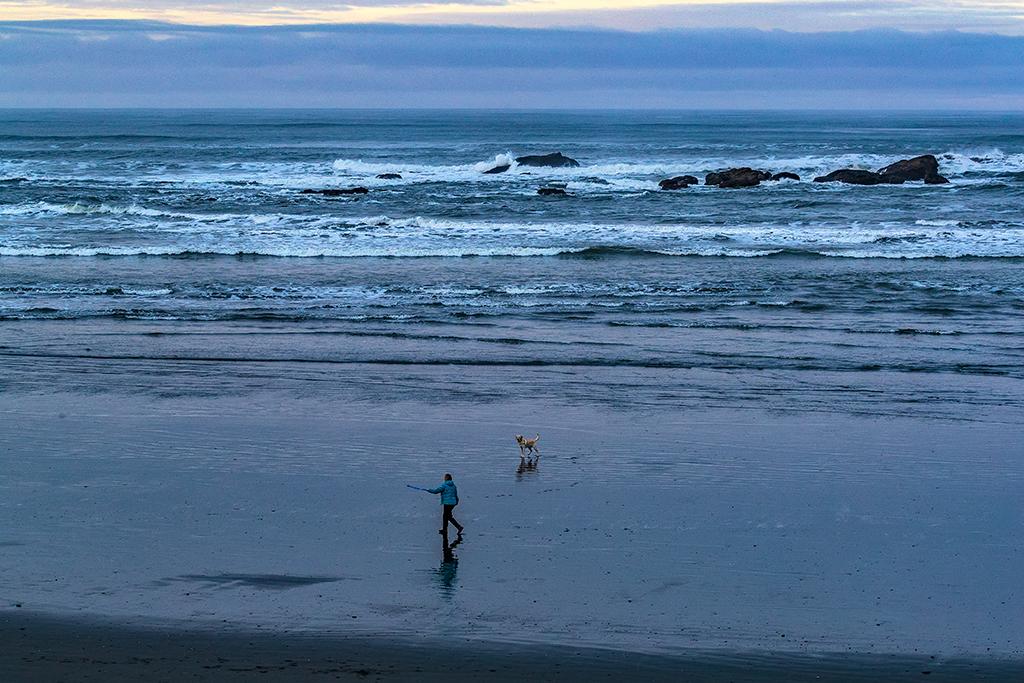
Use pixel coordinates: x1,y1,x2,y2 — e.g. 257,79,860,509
435,530,462,594
516,455,539,480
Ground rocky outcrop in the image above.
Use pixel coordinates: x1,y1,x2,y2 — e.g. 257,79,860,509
770,172,800,181
515,152,580,168
816,155,950,185
376,173,402,180
301,187,369,196
659,175,699,190
813,170,889,185
483,164,510,175
538,187,570,196
877,155,947,183
877,156,935,179
720,173,765,188
706,168,772,188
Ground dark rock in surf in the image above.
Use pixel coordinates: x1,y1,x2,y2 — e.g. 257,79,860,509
581,176,610,185
376,173,402,180
770,172,801,181
706,168,772,188
659,175,699,190
720,175,762,189
876,155,946,184
813,169,889,185
538,187,570,196
815,155,950,186
515,152,580,168
483,164,511,174
301,187,369,196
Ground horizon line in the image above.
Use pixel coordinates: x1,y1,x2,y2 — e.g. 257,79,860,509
2,106,1023,113
2,19,1022,36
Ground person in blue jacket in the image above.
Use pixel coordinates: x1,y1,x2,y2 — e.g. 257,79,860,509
428,473,463,536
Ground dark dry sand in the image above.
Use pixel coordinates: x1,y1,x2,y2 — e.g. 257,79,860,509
3,611,1021,682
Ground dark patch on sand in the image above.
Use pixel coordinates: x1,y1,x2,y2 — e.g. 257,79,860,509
160,574,345,590
1,612,1022,682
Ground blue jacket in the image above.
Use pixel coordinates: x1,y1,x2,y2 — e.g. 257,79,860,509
429,480,459,506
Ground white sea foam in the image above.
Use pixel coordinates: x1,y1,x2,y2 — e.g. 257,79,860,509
3,203,1022,260
472,152,517,174
0,284,173,296
2,240,1019,259
4,149,1020,205
915,219,962,227
318,147,1024,195
936,149,1024,175
7,143,1024,192
0,201,225,222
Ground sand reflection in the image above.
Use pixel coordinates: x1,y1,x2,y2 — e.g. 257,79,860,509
435,530,462,594
516,455,539,480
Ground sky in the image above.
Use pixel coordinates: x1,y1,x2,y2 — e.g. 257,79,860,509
2,1,1024,32
1,2,1023,107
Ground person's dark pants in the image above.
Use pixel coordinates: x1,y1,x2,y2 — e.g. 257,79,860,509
442,505,463,534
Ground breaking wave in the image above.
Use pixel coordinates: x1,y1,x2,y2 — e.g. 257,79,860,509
2,244,1022,259
325,147,1024,185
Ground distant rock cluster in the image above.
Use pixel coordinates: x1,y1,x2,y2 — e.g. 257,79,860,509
658,169,799,190
658,155,948,190
297,153,950,198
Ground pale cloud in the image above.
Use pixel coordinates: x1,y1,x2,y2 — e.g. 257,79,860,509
0,1,1023,32
75,31,111,40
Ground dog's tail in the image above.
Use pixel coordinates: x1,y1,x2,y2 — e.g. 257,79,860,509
534,434,540,442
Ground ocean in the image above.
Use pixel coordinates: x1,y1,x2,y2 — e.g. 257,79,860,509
2,109,1023,415
1,110,1022,666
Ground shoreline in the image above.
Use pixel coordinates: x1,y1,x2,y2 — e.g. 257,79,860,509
3,610,1021,682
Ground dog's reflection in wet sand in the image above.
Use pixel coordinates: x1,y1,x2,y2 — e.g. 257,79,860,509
516,455,539,479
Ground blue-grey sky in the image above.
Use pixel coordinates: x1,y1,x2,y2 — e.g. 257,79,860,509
1,21,1023,108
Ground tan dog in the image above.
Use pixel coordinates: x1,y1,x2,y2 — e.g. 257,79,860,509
515,434,541,458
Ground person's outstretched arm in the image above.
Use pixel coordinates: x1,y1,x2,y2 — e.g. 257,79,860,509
426,484,444,494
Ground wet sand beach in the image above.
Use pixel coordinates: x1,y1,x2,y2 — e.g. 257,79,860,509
1,315,1022,680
